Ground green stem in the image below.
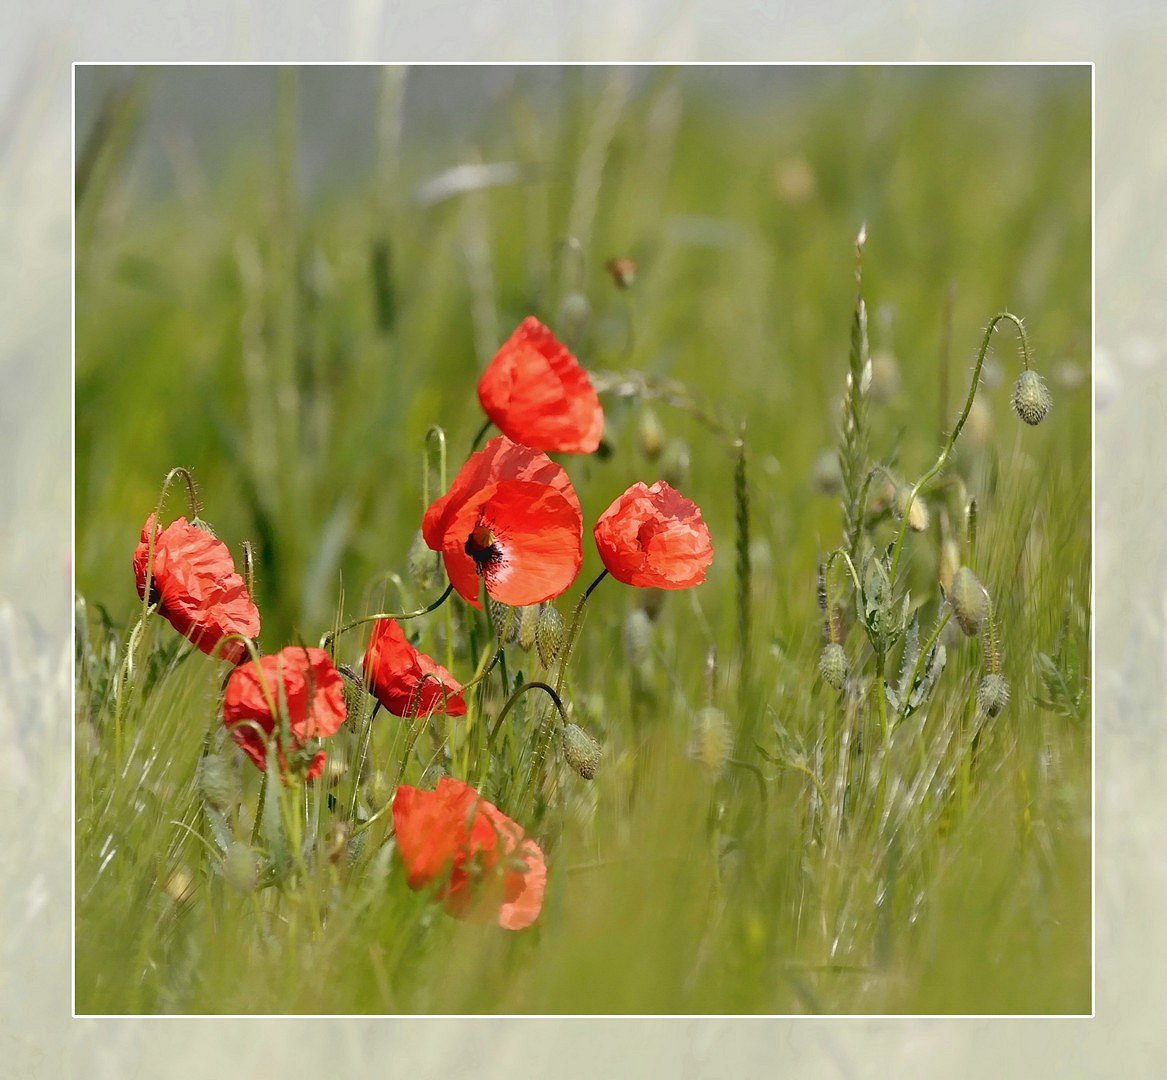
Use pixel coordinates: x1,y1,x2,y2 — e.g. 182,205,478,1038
319,583,454,651
888,312,1031,586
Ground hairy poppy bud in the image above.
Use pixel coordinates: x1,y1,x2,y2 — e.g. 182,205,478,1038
950,566,989,636
518,604,540,652
894,486,929,532
562,723,601,779
660,437,691,489
622,608,653,669
1011,370,1052,426
324,821,351,865
557,291,591,343
819,642,848,690
408,529,442,593
691,706,731,777
977,673,1010,717
536,603,565,667
489,597,520,644
869,349,901,402
197,753,238,810
222,842,258,893
938,538,961,596
638,407,665,461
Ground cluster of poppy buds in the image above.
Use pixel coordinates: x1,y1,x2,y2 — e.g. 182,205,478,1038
130,315,714,930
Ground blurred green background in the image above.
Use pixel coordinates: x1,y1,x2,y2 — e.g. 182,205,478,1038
75,65,1090,1014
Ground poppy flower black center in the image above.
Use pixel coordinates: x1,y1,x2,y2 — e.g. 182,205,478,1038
465,524,503,574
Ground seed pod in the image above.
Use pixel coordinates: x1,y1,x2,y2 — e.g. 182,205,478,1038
1011,370,1052,426
690,706,731,778
949,566,989,636
536,603,565,667
869,349,901,402
197,753,239,811
562,723,601,780
488,597,519,644
518,604,540,652
818,642,848,691
222,843,258,893
622,608,653,669
407,529,442,593
638,407,665,461
557,291,591,342
976,673,1011,717
324,822,351,866
894,486,929,532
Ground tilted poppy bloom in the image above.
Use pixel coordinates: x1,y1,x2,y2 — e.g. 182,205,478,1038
363,618,467,718
422,435,583,609
593,480,714,589
477,316,603,454
223,646,346,782
392,777,546,931
133,514,260,664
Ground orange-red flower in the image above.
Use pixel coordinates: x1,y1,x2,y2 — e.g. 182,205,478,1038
392,777,546,931
363,618,467,717
477,316,603,454
133,514,260,664
223,646,346,781
422,435,583,609
593,480,714,589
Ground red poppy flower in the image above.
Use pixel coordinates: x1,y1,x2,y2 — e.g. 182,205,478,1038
477,316,603,454
133,514,260,664
392,777,546,931
422,435,583,609
222,646,346,781
362,618,467,718
593,480,714,589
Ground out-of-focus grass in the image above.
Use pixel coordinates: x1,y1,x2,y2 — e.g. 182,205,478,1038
74,66,1090,1014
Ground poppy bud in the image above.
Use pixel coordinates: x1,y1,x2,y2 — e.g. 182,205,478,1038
518,604,540,652
976,673,1011,717
819,642,848,690
606,257,638,289
197,753,239,810
562,723,601,779
622,608,653,670
324,821,351,865
938,537,961,596
557,291,591,343
810,450,843,495
536,603,565,666
690,706,731,777
363,769,392,812
1011,370,1052,426
489,598,520,644
222,842,258,892
949,567,989,636
638,407,665,461
408,529,442,593
660,437,691,489
869,349,901,402
894,486,929,533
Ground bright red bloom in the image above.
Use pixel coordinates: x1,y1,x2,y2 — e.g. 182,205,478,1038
392,777,546,931
593,480,714,589
222,646,346,781
422,435,583,609
363,618,467,718
133,514,260,664
477,316,603,454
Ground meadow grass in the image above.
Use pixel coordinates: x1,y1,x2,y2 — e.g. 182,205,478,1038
75,66,1091,1014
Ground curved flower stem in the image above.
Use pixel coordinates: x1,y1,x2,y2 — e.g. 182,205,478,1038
553,569,609,702
468,419,492,455
490,680,569,747
888,312,1032,586
319,583,454,652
